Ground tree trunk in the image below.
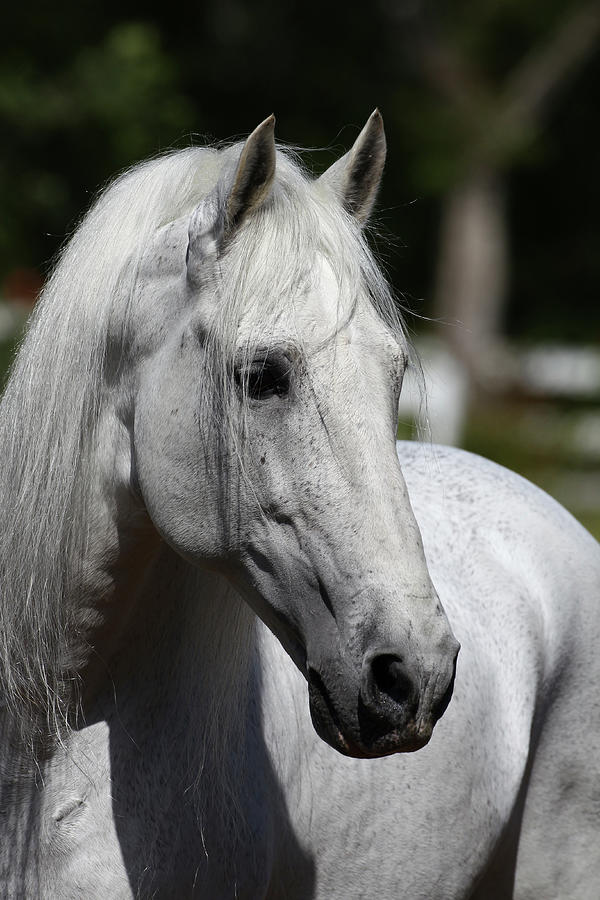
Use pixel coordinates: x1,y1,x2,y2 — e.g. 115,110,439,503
434,165,511,386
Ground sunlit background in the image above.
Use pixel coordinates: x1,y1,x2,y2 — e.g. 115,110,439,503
2,0,599,536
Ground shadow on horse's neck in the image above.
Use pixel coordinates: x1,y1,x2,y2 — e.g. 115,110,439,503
81,516,258,749
86,523,266,854
88,536,312,895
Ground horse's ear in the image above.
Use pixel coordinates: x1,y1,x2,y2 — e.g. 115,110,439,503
187,115,276,283
225,114,276,233
320,109,386,224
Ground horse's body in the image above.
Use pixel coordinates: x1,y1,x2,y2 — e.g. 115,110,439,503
1,114,599,898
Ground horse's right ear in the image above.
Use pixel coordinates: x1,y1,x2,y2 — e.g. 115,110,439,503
187,115,276,283
319,109,386,224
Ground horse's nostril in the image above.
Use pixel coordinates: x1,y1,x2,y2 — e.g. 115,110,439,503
370,654,413,706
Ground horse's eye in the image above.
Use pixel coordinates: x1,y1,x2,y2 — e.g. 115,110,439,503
235,360,291,400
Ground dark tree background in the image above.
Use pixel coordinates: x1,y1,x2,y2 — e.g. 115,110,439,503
1,0,599,340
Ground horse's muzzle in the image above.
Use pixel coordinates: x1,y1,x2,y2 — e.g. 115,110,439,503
307,642,459,758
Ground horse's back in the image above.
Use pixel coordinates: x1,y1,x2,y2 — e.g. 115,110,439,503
264,444,600,899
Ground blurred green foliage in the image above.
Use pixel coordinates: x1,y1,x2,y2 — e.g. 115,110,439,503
0,20,192,274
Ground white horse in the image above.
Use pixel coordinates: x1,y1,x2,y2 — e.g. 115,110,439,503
1,111,599,899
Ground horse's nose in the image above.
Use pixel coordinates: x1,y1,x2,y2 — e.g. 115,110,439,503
360,640,459,732
360,650,419,719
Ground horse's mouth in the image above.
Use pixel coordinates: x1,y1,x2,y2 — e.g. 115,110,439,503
307,668,432,759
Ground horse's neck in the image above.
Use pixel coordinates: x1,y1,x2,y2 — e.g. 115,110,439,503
65,444,307,875
5,541,276,894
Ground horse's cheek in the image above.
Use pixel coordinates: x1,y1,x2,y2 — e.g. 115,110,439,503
132,385,222,563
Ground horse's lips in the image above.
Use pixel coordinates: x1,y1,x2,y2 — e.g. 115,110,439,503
307,669,432,758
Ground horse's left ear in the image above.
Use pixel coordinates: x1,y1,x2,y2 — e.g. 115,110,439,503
320,109,386,224
187,115,276,284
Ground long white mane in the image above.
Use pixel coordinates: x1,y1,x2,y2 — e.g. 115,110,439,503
0,142,406,748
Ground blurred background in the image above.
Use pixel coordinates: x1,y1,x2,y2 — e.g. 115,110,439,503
1,0,599,536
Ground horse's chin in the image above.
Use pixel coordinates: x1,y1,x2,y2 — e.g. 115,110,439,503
307,679,433,759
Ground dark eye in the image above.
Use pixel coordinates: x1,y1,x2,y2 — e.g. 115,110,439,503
235,357,291,400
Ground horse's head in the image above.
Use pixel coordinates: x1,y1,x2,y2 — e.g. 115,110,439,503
132,112,459,758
